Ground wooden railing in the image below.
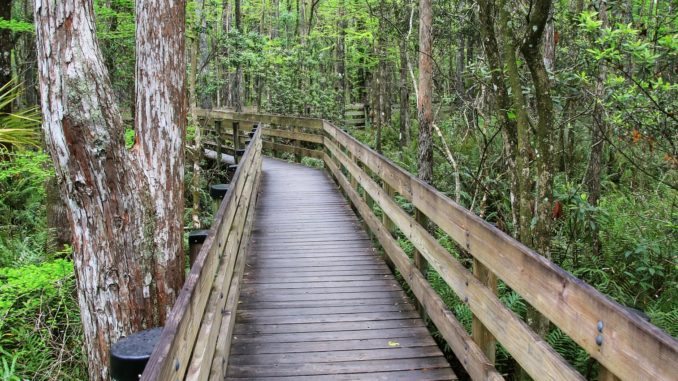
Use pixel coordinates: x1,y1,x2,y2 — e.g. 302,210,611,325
140,126,262,381
322,121,677,381
140,109,677,380
196,109,325,163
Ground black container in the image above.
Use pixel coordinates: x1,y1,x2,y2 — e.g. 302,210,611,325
209,184,230,199
110,327,162,381
227,164,239,177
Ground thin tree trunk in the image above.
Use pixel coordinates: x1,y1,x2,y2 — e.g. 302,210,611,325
189,0,206,229
234,0,243,112
221,0,232,107
499,2,532,244
520,0,555,344
477,0,519,235
21,0,38,107
398,38,410,148
0,0,12,111
417,0,433,183
336,1,346,117
35,0,187,378
584,0,608,256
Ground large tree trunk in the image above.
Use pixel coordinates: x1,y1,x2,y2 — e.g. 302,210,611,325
498,2,533,245
417,0,433,183
34,0,186,379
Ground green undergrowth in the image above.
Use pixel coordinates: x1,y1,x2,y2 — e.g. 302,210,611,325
0,258,86,381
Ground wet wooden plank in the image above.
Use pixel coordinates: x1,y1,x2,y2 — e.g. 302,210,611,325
225,158,455,380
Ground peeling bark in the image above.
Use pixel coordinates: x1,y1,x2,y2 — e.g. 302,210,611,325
34,0,186,378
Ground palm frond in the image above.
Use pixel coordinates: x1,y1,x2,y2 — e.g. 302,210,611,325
0,80,42,150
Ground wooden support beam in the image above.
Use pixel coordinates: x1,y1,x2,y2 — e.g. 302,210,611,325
233,121,240,164
472,259,497,365
413,209,429,319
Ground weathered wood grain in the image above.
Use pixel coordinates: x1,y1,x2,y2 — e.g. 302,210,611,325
326,140,582,380
140,130,262,381
225,158,455,380
262,140,323,159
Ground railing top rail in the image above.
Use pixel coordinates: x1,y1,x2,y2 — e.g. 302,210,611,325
195,109,323,130
140,128,263,381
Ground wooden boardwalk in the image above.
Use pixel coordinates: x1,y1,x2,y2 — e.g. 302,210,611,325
225,158,456,380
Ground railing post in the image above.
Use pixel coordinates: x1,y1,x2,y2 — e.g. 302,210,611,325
472,259,497,364
233,121,240,164
293,125,302,163
413,209,429,319
381,181,396,271
598,367,621,381
214,120,222,173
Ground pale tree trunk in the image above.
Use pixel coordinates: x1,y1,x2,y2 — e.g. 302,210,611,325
584,0,608,256
417,0,433,183
34,0,186,379
543,6,556,72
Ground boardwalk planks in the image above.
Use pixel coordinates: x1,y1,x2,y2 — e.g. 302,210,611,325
225,159,456,380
